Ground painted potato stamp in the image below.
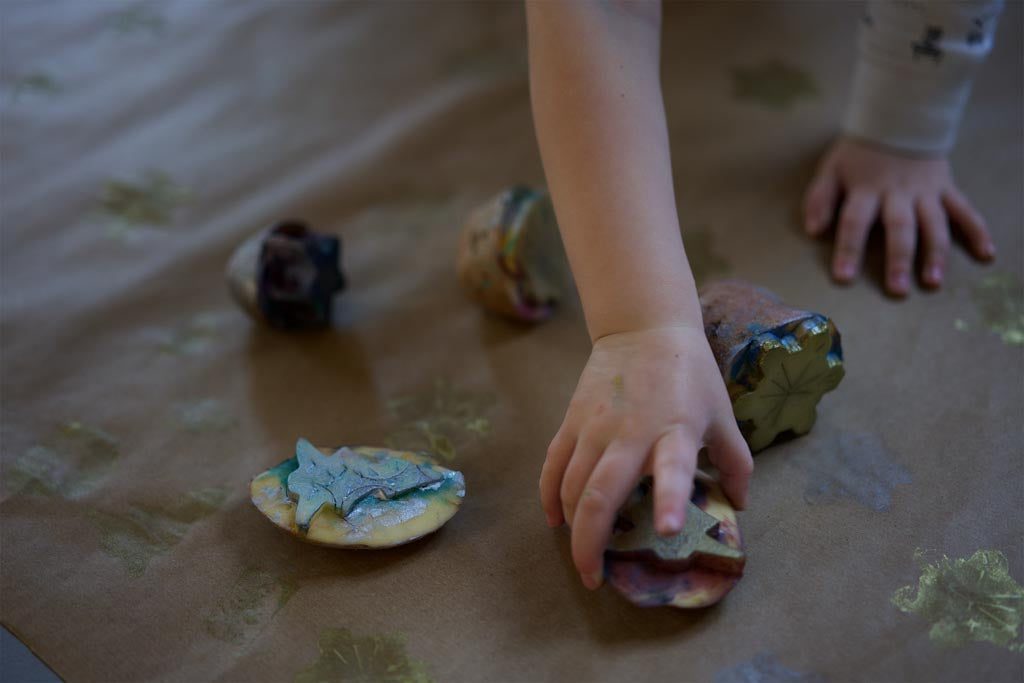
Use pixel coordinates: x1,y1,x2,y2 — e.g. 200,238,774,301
251,439,465,549
700,280,844,452
605,472,745,609
456,186,567,323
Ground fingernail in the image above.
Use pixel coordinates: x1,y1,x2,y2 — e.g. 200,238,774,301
835,263,854,280
984,242,996,258
581,572,603,590
659,513,681,535
545,514,559,528
892,272,910,291
926,266,942,284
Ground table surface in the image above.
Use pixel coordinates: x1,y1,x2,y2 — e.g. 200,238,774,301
2,2,1022,682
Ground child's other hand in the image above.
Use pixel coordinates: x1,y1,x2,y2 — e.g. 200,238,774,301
803,137,995,296
542,326,753,591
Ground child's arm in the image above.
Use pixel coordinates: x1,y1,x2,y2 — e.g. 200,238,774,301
805,0,1003,296
527,1,752,590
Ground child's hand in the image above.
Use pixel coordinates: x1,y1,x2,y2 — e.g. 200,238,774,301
803,137,995,296
542,326,753,590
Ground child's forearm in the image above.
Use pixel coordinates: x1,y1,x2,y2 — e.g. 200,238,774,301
844,0,1004,155
526,1,700,342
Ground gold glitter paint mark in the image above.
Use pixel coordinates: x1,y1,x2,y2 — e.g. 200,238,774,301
385,379,494,462
611,374,625,409
892,549,1024,652
204,567,299,645
965,272,1024,346
295,628,432,683
6,421,120,499
683,228,731,285
732,61,818,110
99,170,190,239
91,488,227,578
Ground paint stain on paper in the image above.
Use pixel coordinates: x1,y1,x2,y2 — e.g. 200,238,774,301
174,398,236,433
107,6,166,35
8,72,61,102
732,61,818,110
91,488,227,577
892,549,1024,652
6,421,120,499
100,170,190,239
204,566,299,645
714,652,826,683
295,628,432,683
798,430,911,512
962,272,1024,346
150,311,232,356
683,228,730,285
385,379,493,462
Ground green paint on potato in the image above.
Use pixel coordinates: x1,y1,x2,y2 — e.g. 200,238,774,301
6,421,120,499
100,170,190,238
385,379,493,462
91,488,227,577
732,61,818,110
893,549,1024,652
204,567,299,644
295,628,432,683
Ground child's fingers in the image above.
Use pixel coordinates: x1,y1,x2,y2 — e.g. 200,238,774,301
832,190,880,283
559,428,607,527
881,194,916,297
707,421,753,510
803,169,840,236
917,201,951,290
941,188,995,261
540,428,576,526
652,427,698,536
570,440,649,590
916,199,952,290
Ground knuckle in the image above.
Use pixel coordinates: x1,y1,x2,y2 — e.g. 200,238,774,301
578,487,610,516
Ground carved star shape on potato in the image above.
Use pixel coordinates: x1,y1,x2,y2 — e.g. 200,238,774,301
733,316,844,452
286,439,444,530
609,498,744,573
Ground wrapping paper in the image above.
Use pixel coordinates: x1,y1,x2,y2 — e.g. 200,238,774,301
2,2,1021,681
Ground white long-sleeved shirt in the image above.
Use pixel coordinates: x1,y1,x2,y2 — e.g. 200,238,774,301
843,0,1004,155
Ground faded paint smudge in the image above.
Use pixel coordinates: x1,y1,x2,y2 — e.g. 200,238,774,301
174,398,236,433
5,421,120,499
963,272,1024,346
9,72,61,102
204,566,299,645
683,228,730,285
107,6,166,35
893,549,1023,652
385,379,493,462
295,628,432,683
799,430,911,511
99,170,190,239
732,61,818,110
715,652,826,683
91,488,227,577
149,310,233,356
